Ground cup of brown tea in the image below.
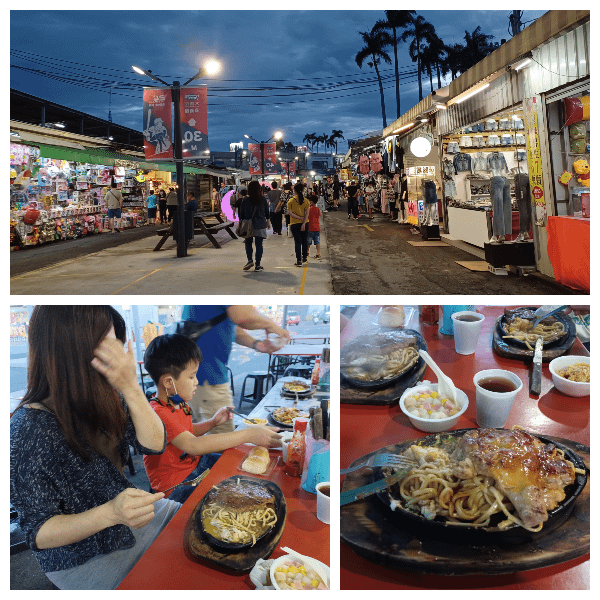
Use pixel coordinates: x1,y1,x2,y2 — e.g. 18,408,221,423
473,369,523,428
315,481,330,524
451,311,485,355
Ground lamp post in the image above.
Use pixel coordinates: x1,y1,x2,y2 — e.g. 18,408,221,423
132,61,220,257
244,131,282,184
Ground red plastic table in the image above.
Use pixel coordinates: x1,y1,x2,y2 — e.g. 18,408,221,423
118,444,329,589
546,215,590,292
340,305,589,590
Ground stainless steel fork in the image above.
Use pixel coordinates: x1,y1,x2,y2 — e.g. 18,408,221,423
159,468,210,494
340,454,416,475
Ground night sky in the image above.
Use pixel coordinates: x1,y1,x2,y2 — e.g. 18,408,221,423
10,8,547,153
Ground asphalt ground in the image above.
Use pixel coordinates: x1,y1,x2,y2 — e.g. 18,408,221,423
323,205,580,295
10,220,333,296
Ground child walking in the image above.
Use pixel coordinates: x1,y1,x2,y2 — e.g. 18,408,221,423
307,195,322,259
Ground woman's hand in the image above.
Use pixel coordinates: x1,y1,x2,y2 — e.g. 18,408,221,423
247,425,282,448
91,338,138,395
212,406,234,427
107,488,165,529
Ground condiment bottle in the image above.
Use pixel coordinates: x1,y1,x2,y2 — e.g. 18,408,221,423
284,419,307,477
311,358,321,385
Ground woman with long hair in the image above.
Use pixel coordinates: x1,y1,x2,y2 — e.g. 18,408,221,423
287,182,311,267
280,181,294,236
10,306,178,589
238,180,271,272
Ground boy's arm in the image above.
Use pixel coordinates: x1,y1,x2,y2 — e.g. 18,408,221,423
170,426,282,455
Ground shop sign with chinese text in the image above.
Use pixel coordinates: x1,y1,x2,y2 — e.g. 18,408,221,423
180,87,208,159
524,96,546,226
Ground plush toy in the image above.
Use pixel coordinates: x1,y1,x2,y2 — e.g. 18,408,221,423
573,159,590,188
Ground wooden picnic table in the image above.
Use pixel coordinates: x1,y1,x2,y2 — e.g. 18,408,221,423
153,211,237,251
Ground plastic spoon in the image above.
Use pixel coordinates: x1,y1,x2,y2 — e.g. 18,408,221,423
418,350,457,403
279,546,330,588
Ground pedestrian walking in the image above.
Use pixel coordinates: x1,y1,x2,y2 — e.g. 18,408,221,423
332,174,341,208
166,187,178,222
280,182,294,236
239,180,270,272
211,187,220,213
364,179,376,219
232,187,244,219
346,180,359,220
157,189,167,224
146,189,157,225
307,195,322,259
105,180,123,233
357,183,365,215
267,181,283,235
287,183,310,266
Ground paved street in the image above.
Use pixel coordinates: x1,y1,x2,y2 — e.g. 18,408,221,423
323,207,579,295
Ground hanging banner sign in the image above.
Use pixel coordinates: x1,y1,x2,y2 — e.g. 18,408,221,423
142,87,173,161
263,143,277,174
247,143,278,174
280,161,297,176
180,86,208,159
524,96,547,226
248,144,262,175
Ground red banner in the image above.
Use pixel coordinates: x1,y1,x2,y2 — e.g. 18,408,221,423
280,161,296,176
247,143,278,175
142,88,173,161
180,87,208,159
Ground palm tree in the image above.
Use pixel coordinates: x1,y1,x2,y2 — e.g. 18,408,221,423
425,32,448,90
461,26,499,71
400,15,435,102
373,10,415,119
302,133,316,150
443,43,464,80
356,25,393,128
329,130,345,154
313,134,326,153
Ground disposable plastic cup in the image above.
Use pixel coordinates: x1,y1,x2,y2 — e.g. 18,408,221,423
473,369,523,428
315,482,330,524
451,311,485,355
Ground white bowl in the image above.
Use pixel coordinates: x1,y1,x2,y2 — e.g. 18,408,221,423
548,355,590,397
399,381,469,432
270,553,330,590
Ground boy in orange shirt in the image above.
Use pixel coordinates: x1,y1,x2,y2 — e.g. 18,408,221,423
307,195,322,259
143,334,282,503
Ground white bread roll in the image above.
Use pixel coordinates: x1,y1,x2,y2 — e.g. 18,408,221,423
249,446,270,461
241,453,269,474
377,306,405,328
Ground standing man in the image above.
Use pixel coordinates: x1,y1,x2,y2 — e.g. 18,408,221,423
346,180,359,220
267,181,283,235
166,187,178,222
181,305,291,433
105,180,123,233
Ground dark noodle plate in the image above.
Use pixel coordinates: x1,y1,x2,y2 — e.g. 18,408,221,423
195,476,285,552
340,329,427,390
373,429,588,546
496,307,573,351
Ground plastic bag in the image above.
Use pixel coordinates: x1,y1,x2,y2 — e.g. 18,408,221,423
301,429,330,493
249,558,275,590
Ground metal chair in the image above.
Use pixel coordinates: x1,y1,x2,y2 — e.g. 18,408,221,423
239,372,275,410
283,365,313,379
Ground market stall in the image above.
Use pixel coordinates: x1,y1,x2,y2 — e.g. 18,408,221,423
340,305,589,590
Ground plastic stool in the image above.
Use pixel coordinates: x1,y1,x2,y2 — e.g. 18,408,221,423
239,372,275,409
283,365,312,379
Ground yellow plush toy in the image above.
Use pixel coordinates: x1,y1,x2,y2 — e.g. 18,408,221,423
573,159,590,188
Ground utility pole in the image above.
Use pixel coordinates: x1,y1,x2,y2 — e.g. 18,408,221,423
509,11,523,37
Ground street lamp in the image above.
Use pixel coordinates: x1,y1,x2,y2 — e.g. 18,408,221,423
244,131,282,183
132,60,221,258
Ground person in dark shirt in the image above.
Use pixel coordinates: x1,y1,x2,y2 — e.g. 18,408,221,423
346,180,359,220
10,306,177,589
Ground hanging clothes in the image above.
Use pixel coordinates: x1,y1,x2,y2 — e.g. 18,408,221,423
370,153,383,173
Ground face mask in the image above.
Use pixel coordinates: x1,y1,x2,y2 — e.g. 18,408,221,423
167,380,186,405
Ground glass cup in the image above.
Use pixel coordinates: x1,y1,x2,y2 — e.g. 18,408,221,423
451,311,485,355
473,369,523,428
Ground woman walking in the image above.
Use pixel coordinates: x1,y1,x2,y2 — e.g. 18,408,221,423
238,180,270,272
157,189,167,224
287,183,310,267
279,182,294,236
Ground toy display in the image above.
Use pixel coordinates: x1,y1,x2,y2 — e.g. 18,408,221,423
573,159,590,188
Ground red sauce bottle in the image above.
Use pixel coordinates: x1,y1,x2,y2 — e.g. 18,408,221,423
284,419,308,477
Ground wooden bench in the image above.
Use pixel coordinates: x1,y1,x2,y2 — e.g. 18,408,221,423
153,211,237,251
